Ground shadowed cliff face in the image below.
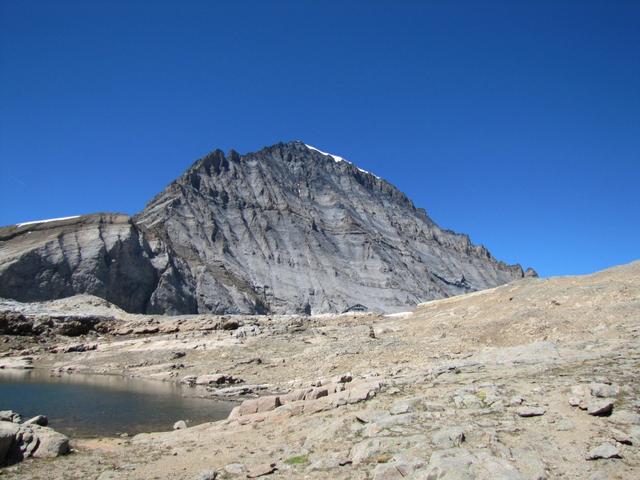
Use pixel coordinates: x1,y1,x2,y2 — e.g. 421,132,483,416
0,142,533,315
0,214,159,313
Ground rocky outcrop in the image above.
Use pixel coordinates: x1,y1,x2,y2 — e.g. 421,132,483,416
0,142,534,315
0,310,117,337
228,375,382,424
0,214,159,313
0,416,69,466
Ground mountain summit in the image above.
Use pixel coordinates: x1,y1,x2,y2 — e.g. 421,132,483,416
0,141,535,314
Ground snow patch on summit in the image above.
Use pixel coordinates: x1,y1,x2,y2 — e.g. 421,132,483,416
304,144,380,179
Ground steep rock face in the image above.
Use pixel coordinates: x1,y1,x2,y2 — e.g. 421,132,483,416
0,142,533,314
134,141,529,314
0,214,159,313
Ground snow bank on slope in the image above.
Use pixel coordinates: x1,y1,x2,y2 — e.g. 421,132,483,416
17,216,80,227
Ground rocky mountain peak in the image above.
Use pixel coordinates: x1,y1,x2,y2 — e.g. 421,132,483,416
0,141,534,315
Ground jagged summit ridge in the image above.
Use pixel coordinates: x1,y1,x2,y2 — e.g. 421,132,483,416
0,141,534,314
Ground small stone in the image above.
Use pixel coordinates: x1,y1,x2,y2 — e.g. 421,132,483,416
305,387,328,400
571,385,589,397
194,470,216,480
589,383,619,398
509,395,524,406
173,420,187,430
224,463,245,475
517,406,546,417
24,415,48,427
568,397,581,407
586,443,621,460
587,399,614,416
247,463,277,478
368,326,376,338
180,375,198,386
221,319,240,330
332,373,353,384
390,402,411,415
610,428,632,445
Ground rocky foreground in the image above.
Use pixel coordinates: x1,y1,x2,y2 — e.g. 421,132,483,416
0,261,639,479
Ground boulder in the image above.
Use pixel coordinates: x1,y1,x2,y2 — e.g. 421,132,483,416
28,425,70,458
610,428,632,445
516,406,546,417
586,443,621,460
0,411,22,423
587,399,614,416
589,383,619,398
0,422,19,464
173,420,187,430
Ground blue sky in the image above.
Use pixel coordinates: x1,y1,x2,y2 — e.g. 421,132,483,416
1,0,638,277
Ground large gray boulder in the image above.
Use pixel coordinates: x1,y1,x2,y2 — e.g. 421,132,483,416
28,425,70,458
0,142,534,315
0,421,19,465
0,419,69,465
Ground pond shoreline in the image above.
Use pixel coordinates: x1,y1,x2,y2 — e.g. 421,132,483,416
0,368,237,438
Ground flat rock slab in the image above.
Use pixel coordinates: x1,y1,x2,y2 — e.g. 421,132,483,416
587,399,614,416
589,383,619,398
246,463,277,478
432,427,466,448
610,428,632,445
586,443,621,460
516,406,546,417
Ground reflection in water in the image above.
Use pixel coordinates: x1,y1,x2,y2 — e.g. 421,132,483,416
0,369,236,438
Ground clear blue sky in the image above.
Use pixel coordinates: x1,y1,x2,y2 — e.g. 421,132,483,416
1,1,638,277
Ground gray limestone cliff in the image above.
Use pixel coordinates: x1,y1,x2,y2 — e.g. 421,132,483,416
0,141,535,314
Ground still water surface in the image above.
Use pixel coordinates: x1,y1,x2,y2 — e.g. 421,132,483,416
0,369,236,437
